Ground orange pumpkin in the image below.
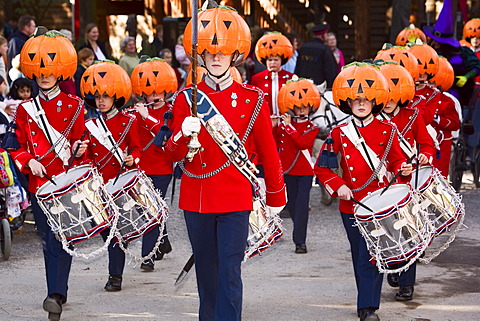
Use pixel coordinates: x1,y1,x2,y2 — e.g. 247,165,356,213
407,42,439,79
183,6,251,66
332,62,389,115
395,25,426,46
430,56,455,91
80,61,132,108
186,66,242,85
20,30,77,80
463,18,480,40
375,44,419,81
459,39,471,48
278,78,320,114
255,32,293,65
377,61,415,107
131,58,178,96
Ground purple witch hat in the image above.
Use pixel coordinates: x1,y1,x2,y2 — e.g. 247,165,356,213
423,0,460,47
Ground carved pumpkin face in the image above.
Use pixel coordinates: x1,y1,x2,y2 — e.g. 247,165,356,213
377,61,415,107
183,6,251,66
463,19,480,40
186,66,242,85
375,45,419,81
430,56,454,91
20,31,77,80
395,26,426,46
332,62,389,115
255,32,293,65
131,58,178,96
80,61,132,108
278,78,320,114
407,43,439,79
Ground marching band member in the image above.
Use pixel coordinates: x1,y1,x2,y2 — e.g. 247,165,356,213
314,62,412,321
130,56,178,270
376,60,435,301
10,29,87,321
250,32,295,116
428,56,461,177
166,4,286,320
274,78,319,253
80,61,142,292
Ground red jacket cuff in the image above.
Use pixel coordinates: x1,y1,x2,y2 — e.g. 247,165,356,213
266,184,287,207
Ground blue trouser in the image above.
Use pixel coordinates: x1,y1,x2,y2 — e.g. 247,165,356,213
398,261,416,286
100,228,126,276
31,193,72,298
184,210,249,321
285,174,312,245
141,174,172,257
341,213,383,311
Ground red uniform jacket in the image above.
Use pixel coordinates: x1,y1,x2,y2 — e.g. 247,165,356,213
12,91,85,193
414,85,441,125
378,107,436,161
273,120,318,176
166,80,286,213
314,118,406,214
250,68,295,115
134,103,174,175
86,111,142,181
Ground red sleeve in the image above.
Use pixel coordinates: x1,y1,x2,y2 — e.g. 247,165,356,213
282,123,319,150
412,113,436,160
126,117,143,168
433,95,461,132
164,91,192,162
10,104,35,173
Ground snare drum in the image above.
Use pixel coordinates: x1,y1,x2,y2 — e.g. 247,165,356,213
410,166,464,236
354,184,434,270
36,165,116,244
245,197,284,260
106,170,168,242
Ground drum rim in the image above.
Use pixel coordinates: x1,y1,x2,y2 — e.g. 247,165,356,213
36,165,94,199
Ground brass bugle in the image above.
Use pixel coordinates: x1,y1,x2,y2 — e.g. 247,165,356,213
270,115,307,119
124,99,165,112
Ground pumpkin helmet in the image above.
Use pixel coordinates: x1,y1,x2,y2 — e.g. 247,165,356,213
80,60,132,109
131,57,178,96
395,25,427,46
183,5,251,67
375,44,420,81
186,66,243,85
430,56,455,91
407,41,439,80
255,32,294,65
463,18,480,41
278,77,320,114
376,60,415,107
332,62,389,115
459,39,471,48
20,29,77,81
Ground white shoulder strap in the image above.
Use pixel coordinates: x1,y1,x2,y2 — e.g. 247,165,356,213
85,119,124,164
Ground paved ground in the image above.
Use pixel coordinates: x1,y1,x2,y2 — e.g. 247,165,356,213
1,174,479,321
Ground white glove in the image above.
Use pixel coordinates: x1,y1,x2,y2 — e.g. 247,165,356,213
134,103,149,119
266,205,285,217
182,116,201,137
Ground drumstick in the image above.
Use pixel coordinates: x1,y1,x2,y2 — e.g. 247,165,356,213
66,130,88,173
112,147,135,186
380,154,416,196
351,197,374,213
43,171,57,186
175,254,195,286
414,143,420,190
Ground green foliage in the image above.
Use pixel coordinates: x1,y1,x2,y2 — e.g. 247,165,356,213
9,0,70,26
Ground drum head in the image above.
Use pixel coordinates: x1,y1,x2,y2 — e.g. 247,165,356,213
410,165,433,190
37,165,92,196
106,169,138,194
356,184,410,216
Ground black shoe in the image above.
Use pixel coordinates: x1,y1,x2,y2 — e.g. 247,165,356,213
140,260,154,272
295,244,307,254
359,307,380,321
104,275,122,292
395,285,414,301
387,273,399,287
43,294,63,321
155,237,172,260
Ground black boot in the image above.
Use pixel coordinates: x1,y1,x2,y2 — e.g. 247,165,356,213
105,275,122,292
387,273,399,287
43,294,63,321
140,259,154,272
395,285,414,301
358,307,380,321
155,236,172,260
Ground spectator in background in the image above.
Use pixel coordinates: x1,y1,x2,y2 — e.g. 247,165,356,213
74,48,95,97
326,32,345,74
283,33,299,73
78,23,111,61
3,18,18,39
295,23,337,87
3,78,33,121
9,54,24,83
118,36,139,76
160,48,184,90
7,16,36,77
174,35,190,88
141,25,163,57
0,76,6,101
59,29,73,42
0,36,8,96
